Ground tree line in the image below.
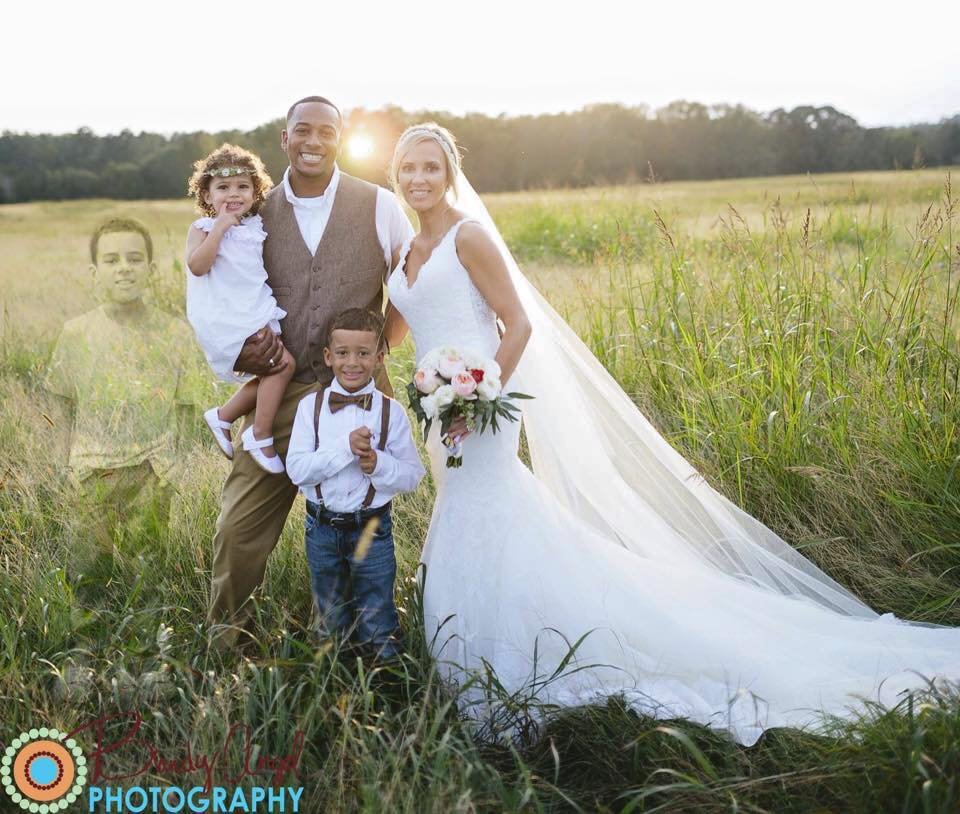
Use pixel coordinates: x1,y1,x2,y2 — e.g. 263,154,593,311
1,102,958,203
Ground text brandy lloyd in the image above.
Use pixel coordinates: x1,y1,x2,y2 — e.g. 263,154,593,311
69,712,305,793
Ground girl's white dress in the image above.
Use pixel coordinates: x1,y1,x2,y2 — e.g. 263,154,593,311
186,214,286,382
386,218,960,746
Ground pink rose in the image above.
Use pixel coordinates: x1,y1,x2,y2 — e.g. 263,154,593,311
414,367,443,394
437,351,467,379
451,371,478,397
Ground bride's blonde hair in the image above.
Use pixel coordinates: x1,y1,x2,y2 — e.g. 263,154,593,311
389,123,462,200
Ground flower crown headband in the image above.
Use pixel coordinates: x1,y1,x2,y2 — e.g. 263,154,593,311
205,166,255,178
405,129,459,171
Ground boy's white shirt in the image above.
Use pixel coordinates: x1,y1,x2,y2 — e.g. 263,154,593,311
281,165,414,266
286,377,425,512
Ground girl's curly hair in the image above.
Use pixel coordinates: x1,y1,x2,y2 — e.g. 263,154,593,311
187,143,273,217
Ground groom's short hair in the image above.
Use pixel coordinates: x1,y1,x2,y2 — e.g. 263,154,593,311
326,308,385,349
287,96,342,127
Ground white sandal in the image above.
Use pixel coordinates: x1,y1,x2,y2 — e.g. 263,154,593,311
204,407,234,460
241,425,285,474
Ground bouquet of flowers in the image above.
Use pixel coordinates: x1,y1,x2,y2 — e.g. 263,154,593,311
406,347,533,468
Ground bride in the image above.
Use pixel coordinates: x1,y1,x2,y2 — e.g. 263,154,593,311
382,122,960,745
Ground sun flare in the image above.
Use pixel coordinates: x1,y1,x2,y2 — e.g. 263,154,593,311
347,134,375,160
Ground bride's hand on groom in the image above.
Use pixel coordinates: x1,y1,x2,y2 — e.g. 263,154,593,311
235,328,287,376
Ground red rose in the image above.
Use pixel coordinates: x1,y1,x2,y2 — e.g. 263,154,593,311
470,368,485,383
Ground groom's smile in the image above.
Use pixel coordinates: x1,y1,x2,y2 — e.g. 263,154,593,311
282,100,341,195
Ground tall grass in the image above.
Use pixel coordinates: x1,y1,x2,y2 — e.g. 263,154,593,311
526,179,960,625
1,169,959,812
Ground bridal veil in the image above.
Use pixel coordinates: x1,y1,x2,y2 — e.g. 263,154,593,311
452,170,878,619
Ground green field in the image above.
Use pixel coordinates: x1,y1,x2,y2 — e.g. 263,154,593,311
1,168,958,812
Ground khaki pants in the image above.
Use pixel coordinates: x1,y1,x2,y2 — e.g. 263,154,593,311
207,368,393,649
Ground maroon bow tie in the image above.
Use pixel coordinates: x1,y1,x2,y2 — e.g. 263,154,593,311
328,391,373,413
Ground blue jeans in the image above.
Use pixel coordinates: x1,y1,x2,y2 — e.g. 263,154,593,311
304,503,401,659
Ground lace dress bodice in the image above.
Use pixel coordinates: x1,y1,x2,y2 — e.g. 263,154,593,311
387,218,519,484
387,219,500,366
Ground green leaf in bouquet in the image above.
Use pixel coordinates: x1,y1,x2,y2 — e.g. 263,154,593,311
505,392,535,399
406,381,428,423
480,404,491,434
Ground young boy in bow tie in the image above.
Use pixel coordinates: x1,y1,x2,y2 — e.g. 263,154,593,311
286,308,425,658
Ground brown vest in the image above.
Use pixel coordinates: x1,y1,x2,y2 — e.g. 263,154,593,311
261,173,386,384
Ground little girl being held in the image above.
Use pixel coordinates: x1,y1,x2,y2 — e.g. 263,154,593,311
185,143,294,474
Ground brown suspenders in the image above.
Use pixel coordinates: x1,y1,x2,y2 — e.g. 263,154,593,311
312,387,391,509
312,386,326,505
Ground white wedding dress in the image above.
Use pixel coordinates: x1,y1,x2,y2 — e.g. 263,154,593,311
387,211,960,746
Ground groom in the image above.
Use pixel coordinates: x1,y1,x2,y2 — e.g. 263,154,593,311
207,95,414,648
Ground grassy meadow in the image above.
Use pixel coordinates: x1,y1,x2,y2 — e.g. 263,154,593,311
0,167,958,812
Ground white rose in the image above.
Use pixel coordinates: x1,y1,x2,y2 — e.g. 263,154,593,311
461,349,484,370
437,351,467,379
419,348,443,371
481,356,501,379
414,367,444,394
420,393,439,419
434,384,456,409
477,376,501,401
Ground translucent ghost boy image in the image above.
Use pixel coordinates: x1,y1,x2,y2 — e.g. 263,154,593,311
44,218,207,579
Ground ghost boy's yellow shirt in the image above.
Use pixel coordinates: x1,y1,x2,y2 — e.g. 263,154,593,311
45,304,209,482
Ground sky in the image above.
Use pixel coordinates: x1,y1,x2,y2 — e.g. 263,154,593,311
3,0,958,135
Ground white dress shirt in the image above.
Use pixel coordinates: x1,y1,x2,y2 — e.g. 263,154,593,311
282,165,414,267
286,378,426,512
